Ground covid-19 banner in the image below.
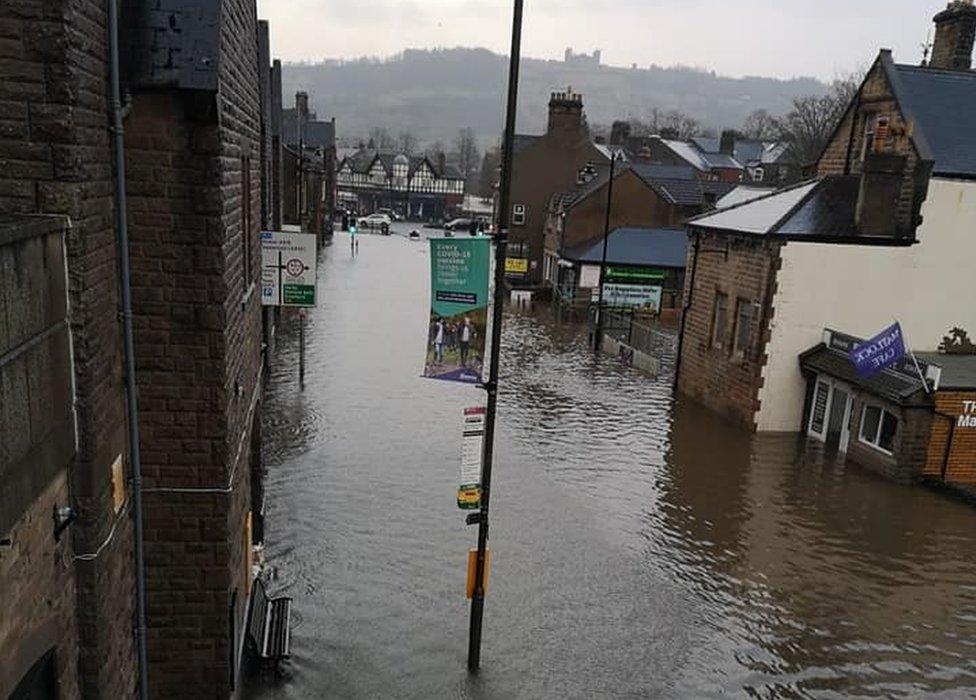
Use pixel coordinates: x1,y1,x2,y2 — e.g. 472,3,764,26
424,238,491,384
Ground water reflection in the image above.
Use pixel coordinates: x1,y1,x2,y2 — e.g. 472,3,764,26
249,232,976,699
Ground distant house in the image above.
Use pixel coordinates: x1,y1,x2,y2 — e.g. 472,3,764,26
675,2,976,444
336,150,465,221
281,92,337,233
507,90,608,287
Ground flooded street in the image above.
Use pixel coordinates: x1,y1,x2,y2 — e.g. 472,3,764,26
248,230,976,699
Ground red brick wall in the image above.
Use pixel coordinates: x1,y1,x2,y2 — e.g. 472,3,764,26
677,231,781,428
925,391,976,485
0,1,137,696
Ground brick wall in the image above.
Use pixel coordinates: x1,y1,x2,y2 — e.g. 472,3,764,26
0,0,137,696
925,391,976,485
677,231,781,428
817,57,924,235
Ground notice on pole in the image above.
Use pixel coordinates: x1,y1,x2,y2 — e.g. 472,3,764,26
424,238,491,384
261,230,317,307
458,406,485,510
594,283,663,311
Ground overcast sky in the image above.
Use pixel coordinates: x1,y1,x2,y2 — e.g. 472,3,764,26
256,0,949,80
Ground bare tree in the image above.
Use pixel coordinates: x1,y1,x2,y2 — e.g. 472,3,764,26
424,140,446,161
455,127,480,189
778,72,863,165
397,131,419,155
368,127,395,150
742,109,780,141
478,145,501,199
629,108,700,140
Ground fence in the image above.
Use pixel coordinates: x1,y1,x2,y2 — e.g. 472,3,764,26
596,308,678,366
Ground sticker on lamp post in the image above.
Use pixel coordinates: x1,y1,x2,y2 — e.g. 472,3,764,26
458,407,485,509
261,231,318,307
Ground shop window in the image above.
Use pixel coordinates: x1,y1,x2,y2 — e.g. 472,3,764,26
733,298,755,359
711,292,729,350
860,404,898,453
512,204,526,226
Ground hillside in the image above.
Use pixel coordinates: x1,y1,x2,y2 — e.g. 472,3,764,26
282,48,827,147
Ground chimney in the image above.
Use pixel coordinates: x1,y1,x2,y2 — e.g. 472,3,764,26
856,151,908,236
930,0,976,71
547,88,585,134
437,151,446,176
610,120,631,146
720,130,736,156
295,91,309,143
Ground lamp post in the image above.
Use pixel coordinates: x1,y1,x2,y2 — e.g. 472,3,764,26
594,151,622,351
467,0,523,673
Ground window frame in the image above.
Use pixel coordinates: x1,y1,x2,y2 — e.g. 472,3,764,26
512,203,526,226
859,403,898,455
711,291,729,350
732,297,755,360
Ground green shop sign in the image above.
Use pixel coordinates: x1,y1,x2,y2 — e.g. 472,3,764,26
605,266,666,283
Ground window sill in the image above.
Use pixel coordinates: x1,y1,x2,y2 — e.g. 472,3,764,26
858,437,894,457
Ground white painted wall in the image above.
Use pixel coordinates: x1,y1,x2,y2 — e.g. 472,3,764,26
757,178,976,432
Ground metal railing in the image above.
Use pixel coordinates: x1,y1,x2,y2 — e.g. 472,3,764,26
594,308,678,363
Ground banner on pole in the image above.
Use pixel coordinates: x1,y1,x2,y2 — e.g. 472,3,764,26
458,407,485,509
424,238,491,384
849,322,906,379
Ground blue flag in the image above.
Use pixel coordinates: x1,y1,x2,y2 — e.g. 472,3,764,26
849,323,906,379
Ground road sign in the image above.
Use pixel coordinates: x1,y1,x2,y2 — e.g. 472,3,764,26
261,230,317,307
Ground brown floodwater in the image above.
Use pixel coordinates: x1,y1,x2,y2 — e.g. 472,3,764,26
246,228,976,699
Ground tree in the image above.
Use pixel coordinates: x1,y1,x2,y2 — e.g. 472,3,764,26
478,145,501,199
397,131,419,155
777,72,862,165
742,109,780,141
368,127,395,150
455,127,480,191
424,140,446,161
628,108,700,140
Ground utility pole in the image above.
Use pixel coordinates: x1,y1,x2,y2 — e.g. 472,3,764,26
467,0,523,673
594,151,620,351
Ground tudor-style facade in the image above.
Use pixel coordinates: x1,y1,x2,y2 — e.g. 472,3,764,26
676,2,976,442
336,151,465,221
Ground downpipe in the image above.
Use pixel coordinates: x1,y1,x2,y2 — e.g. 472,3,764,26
108,0,150,697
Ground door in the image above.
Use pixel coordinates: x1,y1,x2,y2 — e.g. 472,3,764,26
825,386,851,453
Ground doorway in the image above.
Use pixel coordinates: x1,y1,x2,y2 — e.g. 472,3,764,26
807,376,853,454
825,385,851,452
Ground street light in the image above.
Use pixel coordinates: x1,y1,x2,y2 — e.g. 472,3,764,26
594,150,623,351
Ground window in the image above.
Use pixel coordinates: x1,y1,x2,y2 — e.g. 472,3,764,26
512,203,526,226
859,404,898,453
861,114,890,162
711,292,729,350
733,298,756,358
241,156,252,286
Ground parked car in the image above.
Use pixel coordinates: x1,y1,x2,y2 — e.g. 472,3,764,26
358,213,393,230
376,208,402,221
443,218,472,232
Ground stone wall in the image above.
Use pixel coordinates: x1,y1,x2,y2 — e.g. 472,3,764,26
677,231,781,428
846,395,932,484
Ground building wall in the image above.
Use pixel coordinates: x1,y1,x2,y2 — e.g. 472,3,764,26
509,132,604,286
757,177,976,431
925,391,976,486
677,232,781,428
551,170,682,253
0,0,137,696
123,0,263,693
844,394,932,484
817,57,924,234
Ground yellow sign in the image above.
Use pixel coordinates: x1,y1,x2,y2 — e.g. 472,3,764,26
111,454,126,513
466,548,491,599
505,258,529,275
457,486,481,510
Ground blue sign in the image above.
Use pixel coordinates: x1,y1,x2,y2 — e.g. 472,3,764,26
849,323,906,379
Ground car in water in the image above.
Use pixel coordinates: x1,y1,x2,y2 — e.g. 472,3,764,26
358,213,393,230
443,218,472,232
376,208,402,221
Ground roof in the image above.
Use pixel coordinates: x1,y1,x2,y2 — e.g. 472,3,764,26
689,176,914,244
594,144,631,162
716,185,778,209
800,343,927,405
916,353,976,390
886,61,976,177
660,139,712,172
563,227,689,269
513,134,542,155
700,152,742,170
629,163,697,180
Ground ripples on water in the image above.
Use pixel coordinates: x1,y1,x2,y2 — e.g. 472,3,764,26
249,232,976,699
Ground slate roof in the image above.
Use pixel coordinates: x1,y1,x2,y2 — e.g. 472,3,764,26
800,344,927,404
629,163,697,181
513,134,542,155
701,152,742,170
916,353,976,390
689,176,914,244
886,60,976,177
660,139,712,172
560,162,731,211
339,150,463,180
563,227,689,269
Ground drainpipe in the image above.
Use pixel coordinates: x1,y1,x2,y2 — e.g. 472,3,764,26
674,229,700,389
108,1,150,697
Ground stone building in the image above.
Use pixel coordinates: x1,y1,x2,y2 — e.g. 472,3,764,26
508,90,606,287
675,0,976,469
0,0,279,696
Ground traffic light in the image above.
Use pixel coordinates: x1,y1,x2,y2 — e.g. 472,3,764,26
349,218,358,235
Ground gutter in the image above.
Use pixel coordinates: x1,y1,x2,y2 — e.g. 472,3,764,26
108,1,150,697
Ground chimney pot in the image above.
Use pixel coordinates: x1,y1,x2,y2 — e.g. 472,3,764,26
930,0,976,71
